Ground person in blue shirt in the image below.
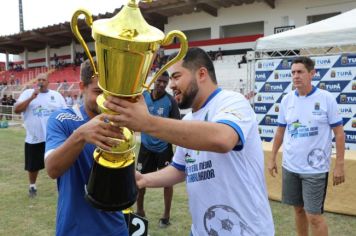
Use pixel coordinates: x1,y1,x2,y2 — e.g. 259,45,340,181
45,59,128,236
136,71,180,228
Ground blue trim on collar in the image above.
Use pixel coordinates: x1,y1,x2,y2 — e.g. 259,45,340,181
201,88,222,109
80,105,90,121
294,86,317,97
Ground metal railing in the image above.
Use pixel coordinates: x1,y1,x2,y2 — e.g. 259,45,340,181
0,105,22,123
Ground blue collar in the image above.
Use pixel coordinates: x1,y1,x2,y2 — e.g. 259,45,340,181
294,86,317,97
201,88,222,109
80,105,90,121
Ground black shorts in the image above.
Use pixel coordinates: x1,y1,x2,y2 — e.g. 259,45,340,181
136,144,173,174
24,142,45,172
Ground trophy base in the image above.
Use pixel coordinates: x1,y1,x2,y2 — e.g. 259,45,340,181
85,159,138,212
85,187,136,212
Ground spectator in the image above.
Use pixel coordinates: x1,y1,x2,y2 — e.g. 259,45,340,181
207,50,215,61
239,79,245,94
54,53,59,68
8,62,14,70
0,94,8,120
238,54,247,68
62,80,69,91
10,73,15,85
74,57,81,67
58,58,65,69
64,92,73,107
214,47,223,60
15,64,23,72
136,71,180,228
73,52,80,70
14,73,66,198
6,95,16,120
158,48,165,60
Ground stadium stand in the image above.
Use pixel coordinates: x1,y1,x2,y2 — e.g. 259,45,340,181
48,66,80,84
214,55,248,93
0,64,81,123
0,67,48,86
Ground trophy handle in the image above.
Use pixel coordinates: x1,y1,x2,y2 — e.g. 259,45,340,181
71,9,98,75
129,0,153,6
143,30,188,90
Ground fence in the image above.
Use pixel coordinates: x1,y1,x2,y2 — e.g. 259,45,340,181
0,105,22,126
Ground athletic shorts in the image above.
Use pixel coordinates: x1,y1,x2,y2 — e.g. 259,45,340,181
24,142,45,172
282,167,328,214
136,144,173,174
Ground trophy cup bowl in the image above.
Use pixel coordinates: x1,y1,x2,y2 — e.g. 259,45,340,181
71,0,188,211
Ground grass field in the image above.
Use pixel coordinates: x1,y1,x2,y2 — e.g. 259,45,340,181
1,126,356,235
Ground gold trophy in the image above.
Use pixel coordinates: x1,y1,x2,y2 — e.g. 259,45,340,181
71,0,188,211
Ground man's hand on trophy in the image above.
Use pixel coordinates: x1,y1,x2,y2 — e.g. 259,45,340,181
104,95,151,132
76,113,124,151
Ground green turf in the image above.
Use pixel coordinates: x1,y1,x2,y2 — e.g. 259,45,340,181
0,127,355,235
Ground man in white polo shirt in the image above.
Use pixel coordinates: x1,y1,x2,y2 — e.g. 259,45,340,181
14,73,66,197
268,56,345,236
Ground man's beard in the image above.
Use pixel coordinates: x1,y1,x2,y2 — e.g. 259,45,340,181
93,104,101,115
86,97,101,115
178,78,199,109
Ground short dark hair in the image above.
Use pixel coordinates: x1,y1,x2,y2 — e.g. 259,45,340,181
168,47,217,84
80,59,97,86
291,56,315,72
161,71,169,77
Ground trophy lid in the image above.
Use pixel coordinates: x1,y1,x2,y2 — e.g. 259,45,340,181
92,0,164,43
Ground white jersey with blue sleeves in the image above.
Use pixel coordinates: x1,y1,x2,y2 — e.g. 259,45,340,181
172,89,274,236
277,87,343,174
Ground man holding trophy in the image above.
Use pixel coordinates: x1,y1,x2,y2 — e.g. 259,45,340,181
45,0,187,234
45,59,128,236
47,0,273,235
68,0,188,213
104,47,275,236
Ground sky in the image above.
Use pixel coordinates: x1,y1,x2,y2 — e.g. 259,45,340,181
0,0,130,60
0,0,129,36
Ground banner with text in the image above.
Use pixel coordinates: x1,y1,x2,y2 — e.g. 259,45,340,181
254,54,356,150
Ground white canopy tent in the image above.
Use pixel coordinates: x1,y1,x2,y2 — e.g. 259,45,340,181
249,9,356,152
255,8,356,54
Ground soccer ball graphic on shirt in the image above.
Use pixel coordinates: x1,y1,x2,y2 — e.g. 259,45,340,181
203,205,256,236
307,148,329,170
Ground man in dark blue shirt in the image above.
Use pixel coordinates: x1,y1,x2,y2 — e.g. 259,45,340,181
136,71,180,228
45,59,128,236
